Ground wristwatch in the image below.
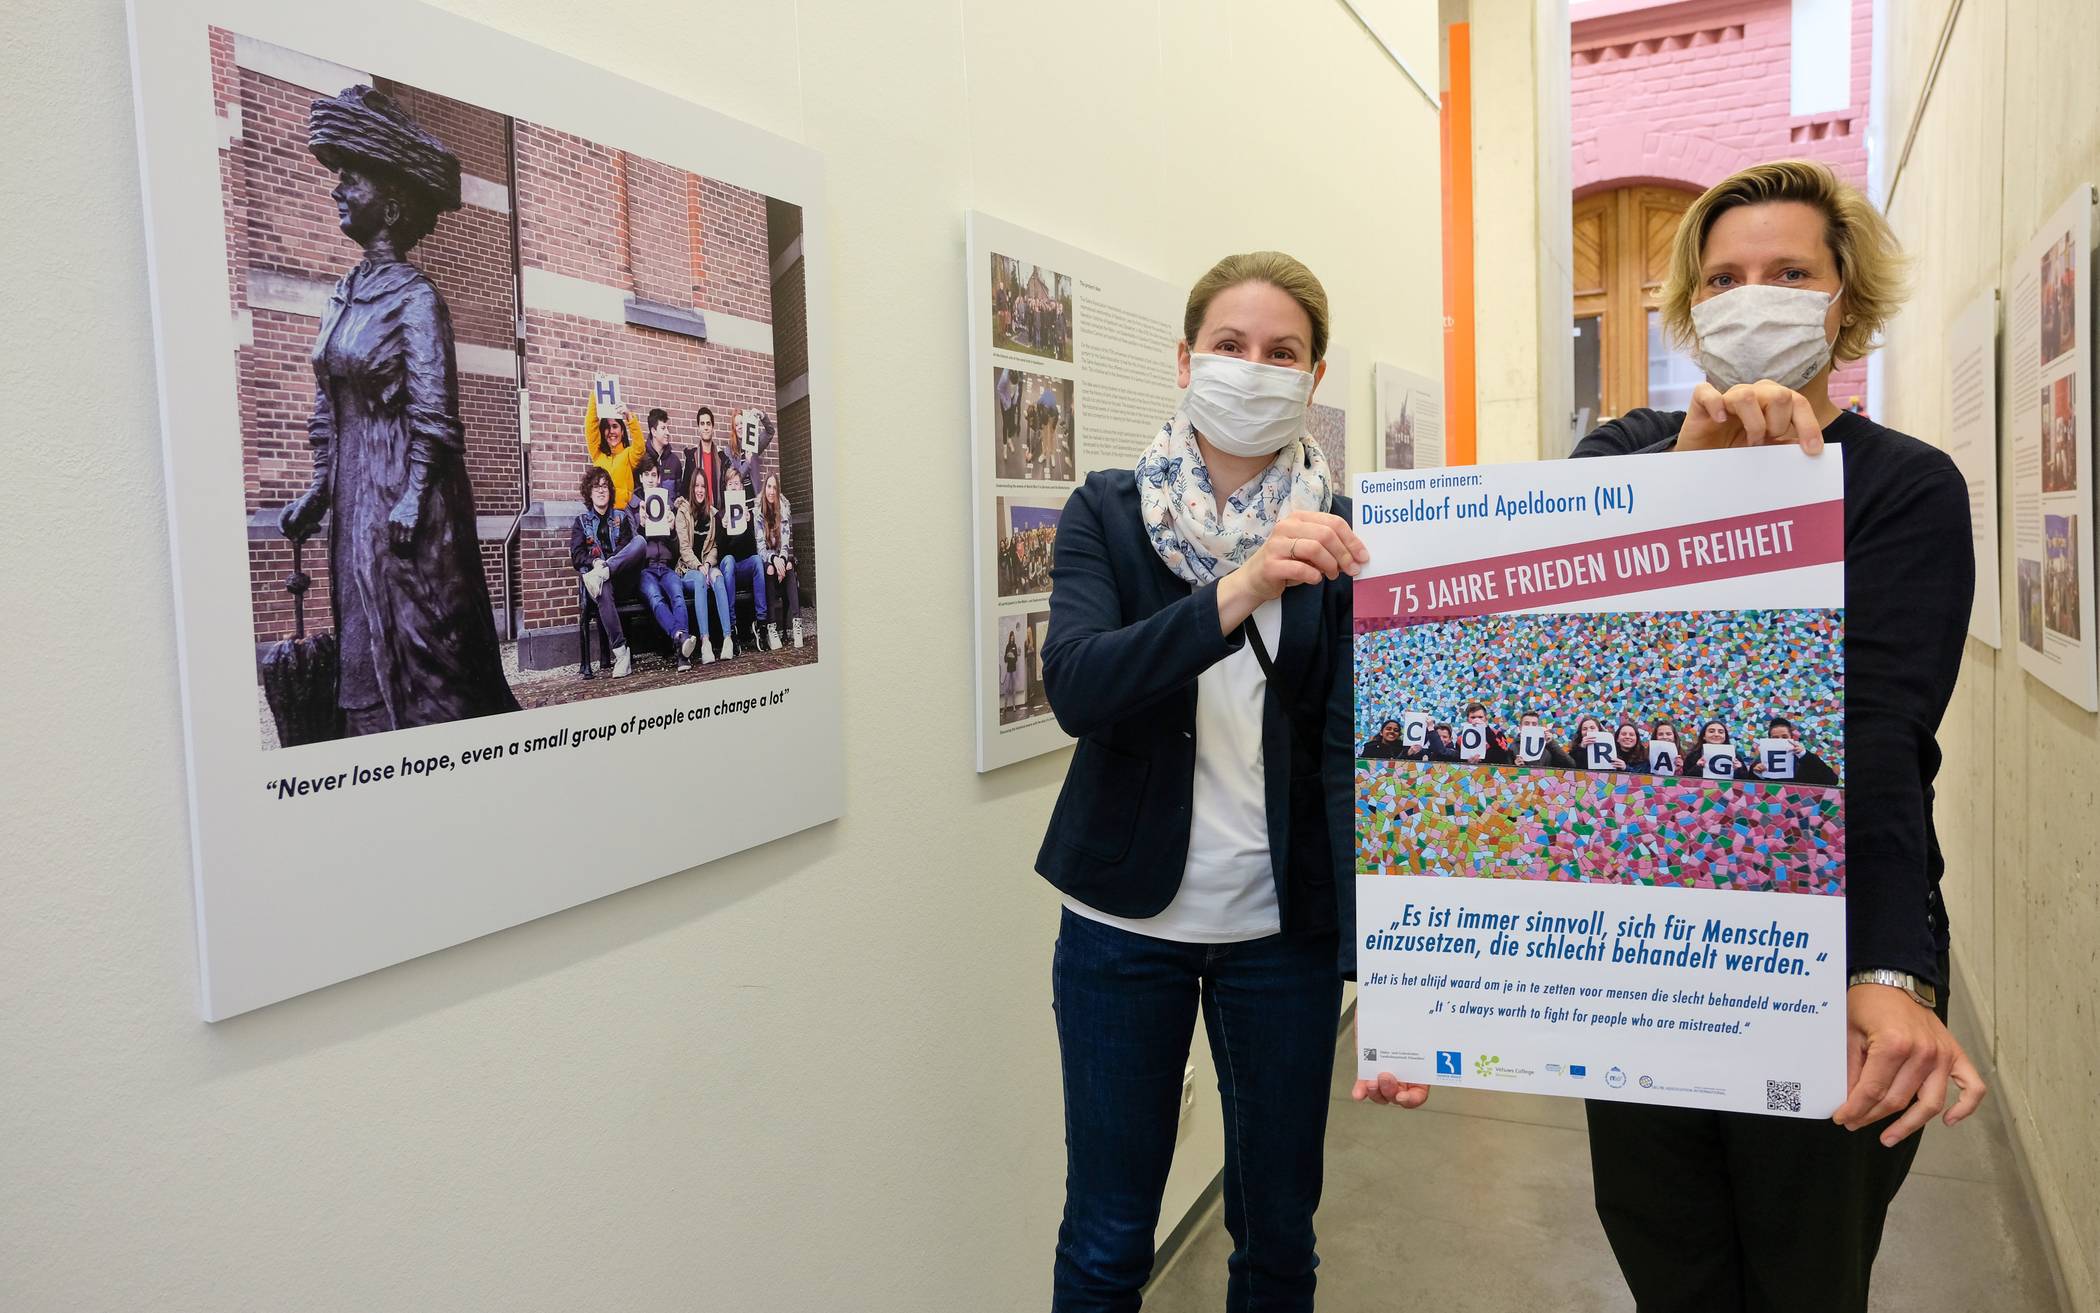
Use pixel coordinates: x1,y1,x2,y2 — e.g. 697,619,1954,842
1847,969,1938,1009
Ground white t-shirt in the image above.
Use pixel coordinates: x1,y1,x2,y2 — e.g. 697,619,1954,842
1064,597,1284,943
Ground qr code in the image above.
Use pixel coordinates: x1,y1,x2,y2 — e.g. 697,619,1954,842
1362,1047,1379,1062
1766,1080,1803,1112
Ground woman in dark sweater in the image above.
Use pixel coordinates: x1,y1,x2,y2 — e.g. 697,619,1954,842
1571,158,1983,1313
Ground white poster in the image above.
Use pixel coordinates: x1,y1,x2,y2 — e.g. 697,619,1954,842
130,0,840,1018
968,212,1184,771
1352,447,1848,1117
1947,287,2002,648
2010,186,2097,709
1375,362,1444,470
1309,344,1353,481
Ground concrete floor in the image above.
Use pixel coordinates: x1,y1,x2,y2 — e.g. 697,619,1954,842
1145,1004,2064,1312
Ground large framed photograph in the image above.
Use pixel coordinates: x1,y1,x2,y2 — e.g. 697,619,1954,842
129,0,839,1017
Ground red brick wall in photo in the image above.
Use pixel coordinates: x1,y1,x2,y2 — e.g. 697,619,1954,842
212,31,818,662
512,122,626,288
625,153,695,309
511,120,809,638
698,178,773,324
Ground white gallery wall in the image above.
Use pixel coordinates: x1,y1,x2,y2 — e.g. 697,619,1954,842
1879,0,2100,1306
0,0,1441,1308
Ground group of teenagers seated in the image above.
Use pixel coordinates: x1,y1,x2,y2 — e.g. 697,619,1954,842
1360,703,1840,784
568,392,803,678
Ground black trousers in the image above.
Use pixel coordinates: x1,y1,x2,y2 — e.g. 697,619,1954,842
1585,965,1949,1313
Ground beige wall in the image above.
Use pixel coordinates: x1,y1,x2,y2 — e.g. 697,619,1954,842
0,0,1440,1308
1464,0,1575,464
1880,1,2100,1308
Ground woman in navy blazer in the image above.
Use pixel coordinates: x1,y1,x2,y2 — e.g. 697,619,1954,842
1036,253,1425,1312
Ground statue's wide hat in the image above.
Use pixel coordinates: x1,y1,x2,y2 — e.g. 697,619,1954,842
308,85,462,214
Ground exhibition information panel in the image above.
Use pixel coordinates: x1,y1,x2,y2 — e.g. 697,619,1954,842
1351,447,1846,1118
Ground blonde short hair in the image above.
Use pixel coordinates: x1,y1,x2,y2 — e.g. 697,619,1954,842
1183,251,1331,363
1661,160,1907,364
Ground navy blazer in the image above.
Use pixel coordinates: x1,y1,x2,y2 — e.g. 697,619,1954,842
1035,470,1355,967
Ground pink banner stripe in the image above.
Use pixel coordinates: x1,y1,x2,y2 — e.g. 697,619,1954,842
1353,500,1845,630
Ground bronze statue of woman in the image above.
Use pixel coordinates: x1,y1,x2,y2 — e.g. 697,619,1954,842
279,86,518,735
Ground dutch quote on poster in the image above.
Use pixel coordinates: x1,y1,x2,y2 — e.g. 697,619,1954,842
1351,447,1847,1118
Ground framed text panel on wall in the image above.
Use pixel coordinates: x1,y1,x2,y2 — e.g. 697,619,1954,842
129,0,841,1017
2010,186,2097,709
966,213,1182,772
1946,286,2001,649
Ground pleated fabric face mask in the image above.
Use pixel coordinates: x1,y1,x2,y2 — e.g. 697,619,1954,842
1689,283,1840,392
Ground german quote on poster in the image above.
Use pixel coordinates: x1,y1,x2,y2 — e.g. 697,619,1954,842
1351,448,1847,1118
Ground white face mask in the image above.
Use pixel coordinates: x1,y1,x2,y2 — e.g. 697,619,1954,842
1689,283,1839,392
1181,352,1315,458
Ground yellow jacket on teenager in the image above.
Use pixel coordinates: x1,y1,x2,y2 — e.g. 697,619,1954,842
585,392,646,508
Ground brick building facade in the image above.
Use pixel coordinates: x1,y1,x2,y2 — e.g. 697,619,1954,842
213,32,813,672
1570,0,1876,410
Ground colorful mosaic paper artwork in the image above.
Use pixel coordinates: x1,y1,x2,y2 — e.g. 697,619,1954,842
1357,761,1844,897
1354,608,1844,778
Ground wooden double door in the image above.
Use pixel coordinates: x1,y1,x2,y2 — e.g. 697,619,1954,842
1573,185,1701,425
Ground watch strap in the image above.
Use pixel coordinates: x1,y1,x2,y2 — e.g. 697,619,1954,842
1847,968,1937,1009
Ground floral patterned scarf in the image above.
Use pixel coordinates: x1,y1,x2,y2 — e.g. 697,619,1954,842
1136,411,1333,586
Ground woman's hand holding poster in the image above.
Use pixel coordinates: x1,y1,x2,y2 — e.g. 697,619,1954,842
1352,447,1846,1118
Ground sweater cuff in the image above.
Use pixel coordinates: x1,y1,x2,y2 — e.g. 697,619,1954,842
1845,925,1943,991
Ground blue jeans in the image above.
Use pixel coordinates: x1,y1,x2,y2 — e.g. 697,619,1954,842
579,534,648,650
680,566,731,640
723,552,768,622
604,533,646,580
1051,908,1342,1312
579,577,624,647
638,563,689,638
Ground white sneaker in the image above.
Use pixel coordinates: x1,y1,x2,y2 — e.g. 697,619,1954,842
677,630,698,659
583,564,605,600
791,618,804,648
700,644,715,665
722,635,736,659
610,645,632,677
766,623,783,651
